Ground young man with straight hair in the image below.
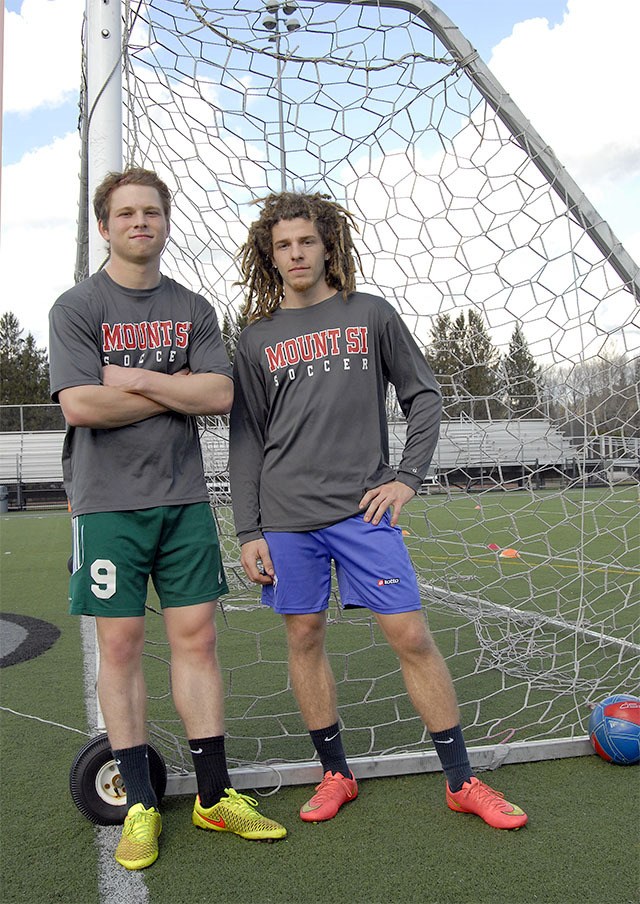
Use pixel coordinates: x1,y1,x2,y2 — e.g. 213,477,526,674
229,191,527,830
49,168,286,870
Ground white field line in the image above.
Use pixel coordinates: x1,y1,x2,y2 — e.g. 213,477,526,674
80,616,150,904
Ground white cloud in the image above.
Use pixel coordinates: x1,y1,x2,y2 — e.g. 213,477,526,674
0,133,81,346
1,0,637,357
488,0,640,188
4,0,85,114
486,0,640,287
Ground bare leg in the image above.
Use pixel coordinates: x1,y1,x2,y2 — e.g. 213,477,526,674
376,611,528,828
285,611,355,818
375,610,459,731
96,616,148,748
284,612,338,730
163,601,224,738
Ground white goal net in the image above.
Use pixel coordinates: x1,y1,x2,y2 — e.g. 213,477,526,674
80,0,639,791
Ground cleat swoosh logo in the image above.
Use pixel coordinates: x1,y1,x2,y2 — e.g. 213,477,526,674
202,814,226,828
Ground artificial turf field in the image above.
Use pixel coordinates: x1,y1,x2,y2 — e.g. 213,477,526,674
1,505,638,904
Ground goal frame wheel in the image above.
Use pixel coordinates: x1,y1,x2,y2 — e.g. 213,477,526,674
69,733,167,825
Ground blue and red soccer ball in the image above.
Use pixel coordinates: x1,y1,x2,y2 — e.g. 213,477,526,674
588,694,640,765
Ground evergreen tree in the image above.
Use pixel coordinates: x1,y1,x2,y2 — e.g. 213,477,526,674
504,323,541,418
426,309,502,419
426,313,460,417
462,310,501,417
0,313,55,429
455,310,501,418
221,307,248,364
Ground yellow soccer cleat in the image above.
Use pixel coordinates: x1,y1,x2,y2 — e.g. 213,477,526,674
115,803,162,870
192,788,287,841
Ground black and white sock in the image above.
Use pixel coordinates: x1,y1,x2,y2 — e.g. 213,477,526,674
429,725,473,792
111,743,158,810
189,735,231,808
309,722,351,777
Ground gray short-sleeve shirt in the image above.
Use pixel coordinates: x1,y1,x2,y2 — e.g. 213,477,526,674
49,270,232,515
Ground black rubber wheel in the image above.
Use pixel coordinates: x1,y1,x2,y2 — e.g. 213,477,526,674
69,734,167,825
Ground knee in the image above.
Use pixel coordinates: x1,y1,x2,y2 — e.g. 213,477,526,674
173,621,218,660
196,623,218,658
286,616,325,657
395,623,438,660
165,603,219,660
98,628,145,669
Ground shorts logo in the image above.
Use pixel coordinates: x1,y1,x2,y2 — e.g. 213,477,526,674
377,578,400,586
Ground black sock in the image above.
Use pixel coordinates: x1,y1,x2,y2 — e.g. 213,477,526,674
111,744,158,810
189,735,231,808
309,723,350,777
429,725,473,792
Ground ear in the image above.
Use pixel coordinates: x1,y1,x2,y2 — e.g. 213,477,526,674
97,219,110,242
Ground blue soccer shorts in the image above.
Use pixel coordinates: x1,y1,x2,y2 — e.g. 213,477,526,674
262,512,422,615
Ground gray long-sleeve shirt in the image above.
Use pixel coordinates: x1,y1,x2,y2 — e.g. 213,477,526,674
229,291,442,543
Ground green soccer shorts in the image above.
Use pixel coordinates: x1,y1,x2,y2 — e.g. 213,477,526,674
69,503,228,617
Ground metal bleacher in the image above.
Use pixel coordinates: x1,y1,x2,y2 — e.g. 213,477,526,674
1,416,634,509
437,420,571,469
0,420,570,487
0,432,65,485
388,418,574,487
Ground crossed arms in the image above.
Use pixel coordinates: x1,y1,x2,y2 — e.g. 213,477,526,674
59,365,233,429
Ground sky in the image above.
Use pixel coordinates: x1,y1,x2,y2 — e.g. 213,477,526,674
1,0,639,349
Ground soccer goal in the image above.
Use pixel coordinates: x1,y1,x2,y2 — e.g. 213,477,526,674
78,0,639,799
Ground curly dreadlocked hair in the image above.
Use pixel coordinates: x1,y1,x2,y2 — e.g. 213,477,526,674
236,192,361,322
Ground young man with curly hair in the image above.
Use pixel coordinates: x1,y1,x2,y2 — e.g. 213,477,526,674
230,191,527,830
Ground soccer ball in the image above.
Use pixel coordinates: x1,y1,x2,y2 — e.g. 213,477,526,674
588,694,640,765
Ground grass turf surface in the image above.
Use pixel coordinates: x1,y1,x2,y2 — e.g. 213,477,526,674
1,512,99,904
1,510,638,903
143,759,638,904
